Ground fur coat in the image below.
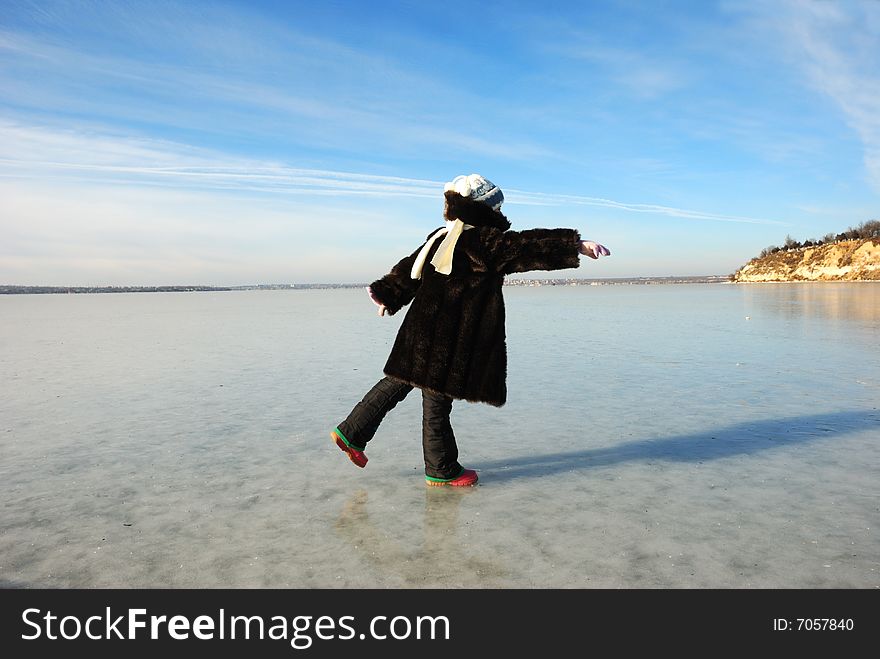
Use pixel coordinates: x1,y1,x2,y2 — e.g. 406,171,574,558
368,191,581,407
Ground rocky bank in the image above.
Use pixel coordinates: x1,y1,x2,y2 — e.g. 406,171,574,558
733,238,880,282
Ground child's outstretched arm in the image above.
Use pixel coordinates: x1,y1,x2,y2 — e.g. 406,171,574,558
489,228,610,274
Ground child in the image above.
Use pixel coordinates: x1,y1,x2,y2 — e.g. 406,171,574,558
331,174,610,486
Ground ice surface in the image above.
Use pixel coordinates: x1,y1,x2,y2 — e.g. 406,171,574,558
1,283,877,587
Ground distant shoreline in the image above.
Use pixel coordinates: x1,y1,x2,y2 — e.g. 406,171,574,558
0,276,732,294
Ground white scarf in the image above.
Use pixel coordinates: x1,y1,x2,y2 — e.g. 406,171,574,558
410,219,473,279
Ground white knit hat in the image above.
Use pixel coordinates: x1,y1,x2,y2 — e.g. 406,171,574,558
444,174,504,210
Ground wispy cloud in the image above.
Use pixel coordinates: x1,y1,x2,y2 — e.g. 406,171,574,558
732,0,880,190
506,190,787,225
0,121,785,225
0,8,550,161
555,42,689,99
534,21,692,101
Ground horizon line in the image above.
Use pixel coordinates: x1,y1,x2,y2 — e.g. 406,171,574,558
0,275,734,290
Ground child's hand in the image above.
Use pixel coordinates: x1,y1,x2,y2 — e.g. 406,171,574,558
367,286,387,317
578,240,611,259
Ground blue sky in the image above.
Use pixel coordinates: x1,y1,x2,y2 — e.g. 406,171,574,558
1,0,879,285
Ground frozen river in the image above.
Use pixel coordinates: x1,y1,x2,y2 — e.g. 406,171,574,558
1,283,878,587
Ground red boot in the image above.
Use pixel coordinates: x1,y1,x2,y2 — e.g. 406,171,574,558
331,428,367,468
425,468,478,487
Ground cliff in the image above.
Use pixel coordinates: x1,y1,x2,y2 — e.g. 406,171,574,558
733,238,880,282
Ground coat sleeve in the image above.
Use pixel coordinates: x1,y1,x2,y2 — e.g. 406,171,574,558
367,242,426,316
488,228,582,275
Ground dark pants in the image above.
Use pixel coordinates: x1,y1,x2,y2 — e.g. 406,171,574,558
337,376,462,480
